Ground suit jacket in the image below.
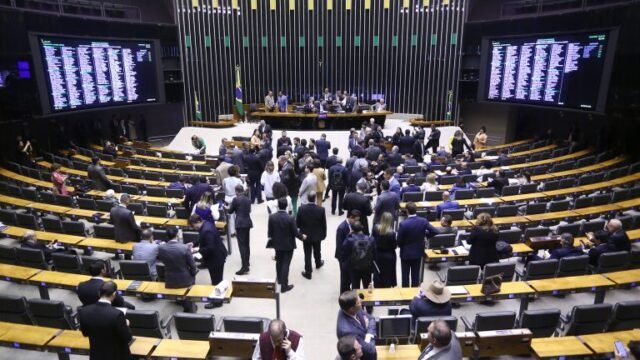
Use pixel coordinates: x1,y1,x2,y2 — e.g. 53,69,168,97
231,148,245,172
132,241,159,276
335,220,352,261
258,123,272,137
427,128,441,142
436,200,460,218
387,152,403,167
228,194,253,229
409,296,452,318
608,230,631,252
183,182,213,211
77,278,127,308
397,216,439,260
315,139,331,160
268,210,304,251
158,241,197,288
373,191,400,226
366,146,382,162
296,203,327,242
79,302,132,360
418,331,462,360
398,135,415,154
199,221,228,266
342,192,373,235
467,227,499,267
549,246,584,260
109,206,141,243
243,152,263,180
277,137,292,148
87,164,111,191
298,173,317,205
326,155,339,170
336,310,377,360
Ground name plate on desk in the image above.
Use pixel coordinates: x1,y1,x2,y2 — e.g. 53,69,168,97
231,278,276,299
209,332,259,358
526,235,562,250
476,329,532,357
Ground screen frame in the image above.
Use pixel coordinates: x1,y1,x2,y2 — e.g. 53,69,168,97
477,28,619,114
29,32,166,116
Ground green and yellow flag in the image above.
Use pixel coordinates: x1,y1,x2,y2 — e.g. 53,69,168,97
195,92,202,120
234,66,244,117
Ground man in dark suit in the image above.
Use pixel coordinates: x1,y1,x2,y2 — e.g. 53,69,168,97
78,281,132,360
548,233,584,260
365,140,381,162
425,124,441,154
398,129,415,155
342,182,373,235
227,184,253,275
413,137,426,163
109,194,141,243
183,176,212,211
315,134,332,168
297,193,327,279
87,156,112,191
418,320,462,360
277,130,292,149
258,120,272,138
268,198,306,292
372,180,400,229
189,214,227,309
336,210,361,293
602,219,630,252
231,145,245,173
435,191,460,219
398,202,439,287
326,148,340,170
158,227,198,312
329,158,349,216
77,262,134,309
243,147,264,204
336,290,377,360
387,146,403,168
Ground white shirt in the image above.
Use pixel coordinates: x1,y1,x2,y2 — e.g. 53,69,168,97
260,171,281,199
421,183,439,192
266,196,293,215
251,336,305,360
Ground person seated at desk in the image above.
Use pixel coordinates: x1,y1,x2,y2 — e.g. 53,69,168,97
487,170,509,195
303,97,318,113
586,230,615,267
336,290,377,360
509,171,531,186
436,191,460,219
404,153,418,167
410,280,452,319
336,335,363,360
372,98,386,112
344,93,357,113
20,230,65,262
592,218,631,252
103,141,118,158
264,90,276,112
322,87,333,102
421,173,439,192
277,90,288,112
530,232,583,261
132,229,160,278
400,175,422,200
418,320,462,360
253,319,305,360
457,162,472,176
435,215,458,236
448,176,470,198
474,160,494,182
191,134,206,155
77,262,135,309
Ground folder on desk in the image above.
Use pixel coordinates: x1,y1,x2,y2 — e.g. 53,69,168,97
447,286,469,295
127,281,142,291
450,246,469,255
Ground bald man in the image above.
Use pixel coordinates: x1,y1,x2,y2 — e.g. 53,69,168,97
587,219,630,252
418,320,462,360
252,319,305,359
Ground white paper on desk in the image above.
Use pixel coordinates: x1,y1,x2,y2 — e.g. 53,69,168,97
447,286,469,295
156,152,162,158
501,166,511,170
450,246,469,255
460,241,471,250
116,307,127,315
480,198,494,205
214,280,230,297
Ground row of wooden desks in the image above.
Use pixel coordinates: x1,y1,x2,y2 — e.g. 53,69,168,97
37,161,171,187
531,329,640,359
72,154,215,177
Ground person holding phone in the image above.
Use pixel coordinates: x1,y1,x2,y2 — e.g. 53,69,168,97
252,319,305,359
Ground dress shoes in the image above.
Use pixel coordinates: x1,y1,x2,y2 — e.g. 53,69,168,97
316,260,325,269
281,284,294,293
205,302,223,309
235,268,249,275
301,271,312,280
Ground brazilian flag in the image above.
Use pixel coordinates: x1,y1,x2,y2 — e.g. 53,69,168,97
235,65,244,118
195,92,202,120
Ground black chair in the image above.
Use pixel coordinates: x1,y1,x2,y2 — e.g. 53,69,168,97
441,208,465,221
556,223,581,236
126,310,171,338
15,247,49,269
77,198,97,211
182,231,199,245
590,251,629,274
177,163,194,172
498,229,522,244
518,309,561,337
21,188,37,201
425,191,444,201
52,253,83,274
127,203,145,215
152,229,169,242
126,169,144,179
42,216,64,233
402,192,423,202
94,224,116,239
542,180,560,191
483,262,516,282
55,194,73,207
453,189,474,200
592,193,611,206
156,263,165,282
0,209,17,225
96,200,116,212
413,316,458,343
119,260,154,281
495,205,518,217
523,227,550,241
146,187,166,197
220,316,270,334
428,234,456,249
629,249,640,269
606,301,640,332
475,188,496,198
612,189,629,203
108,168,126,177
525,203,547,215
500,185,520,196
16,213,39,230
147,205,168,218
0,295,33,324
559,178,576,189
174,313,216,340
548,200,571,212
163,173,180,182
556,255,589,277
461,311,516,332
62,220,86,236
581,220,606,234
28,298,77,329
0,244,16,264
121,185,140,195
472,206,496,218
561,304,613,336
438,265,480,286
516,259,558,280
81,256,115,277
39,191,56,204
519,183,539,194
175,207,190,219
167,189,185,198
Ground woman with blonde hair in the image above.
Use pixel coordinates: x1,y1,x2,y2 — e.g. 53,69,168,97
250,129,261,148
191,191,220,223
260,161,280,201
372,212,397,288
420,173,439,192
467,212,499,268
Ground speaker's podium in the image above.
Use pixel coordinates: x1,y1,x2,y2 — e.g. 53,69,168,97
209,331,259,358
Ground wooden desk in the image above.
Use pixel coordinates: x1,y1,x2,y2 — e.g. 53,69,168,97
425,243,532,264
527,274,615,303
542,187,588,197
255,110,392,130
130,336,161,358
65,208,109,219
0,323,60,350
46,330,89,355
150,339,210,359
485,139,533,151
78,238,134,255
136,195,184,204
456,282,536,313
530,336,593,358
136,216,169,226
185,284,233,303
0,194,32,207
509,149,593,171
358,288,404,306
376,344,421,359
500,193,542,202
525,211,579,222
138,282,189,299
573,204,621,216
579,329,640,355
2,226,85,246
602,269,640,287
491,216,530,226
28,271,90,290
0,263,42,282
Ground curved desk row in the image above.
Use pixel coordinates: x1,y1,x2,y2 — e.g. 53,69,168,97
252,110,392,130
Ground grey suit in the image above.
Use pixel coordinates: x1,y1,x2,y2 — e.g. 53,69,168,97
298,173,317,205
373,190,400,226
418,331,462,360
109,205,141,243
87,164,111,191
132,241,159,277
158,240,197,288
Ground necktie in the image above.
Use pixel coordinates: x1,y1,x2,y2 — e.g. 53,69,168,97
272,348,281,360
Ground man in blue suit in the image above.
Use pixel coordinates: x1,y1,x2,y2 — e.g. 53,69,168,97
383,168,401,195
316,133,332,168
436,191,460,219
398,202,439,287
372,180,400,229
336,210,361,293
189,214,228,309
336,290,377,360
549,233,583,260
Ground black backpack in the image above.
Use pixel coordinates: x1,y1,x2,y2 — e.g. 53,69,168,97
351,237,374,271
331,170,345,190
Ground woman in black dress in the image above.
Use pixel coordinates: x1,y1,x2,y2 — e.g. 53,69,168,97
450,130,472,157
372,212,397,288
467,213,499,269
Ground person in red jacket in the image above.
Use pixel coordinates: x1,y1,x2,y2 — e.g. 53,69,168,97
252,319,305,359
